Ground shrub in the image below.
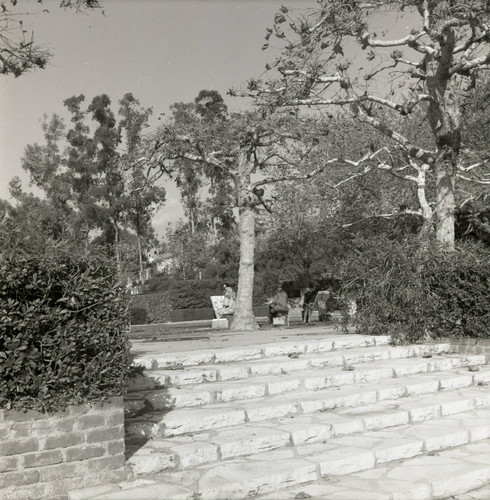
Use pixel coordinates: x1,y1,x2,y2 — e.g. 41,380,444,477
424,243,489,339
168,279,232,309
130,292,172,324
339,236,490,343
170,308,216,322
130,307,148,325
0,240,131,413
131,277,269,322
144,275,172,294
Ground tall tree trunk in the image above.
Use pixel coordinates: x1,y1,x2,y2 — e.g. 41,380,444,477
414,161,433,245
114,222,121,277
425,28,460,250
231,152,258,331
212,217,218,245
137,233,144,282
435,149,456,249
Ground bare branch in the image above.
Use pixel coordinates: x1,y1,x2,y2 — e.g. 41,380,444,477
422,0,430,32
450,52,490,76
251,147,392,190
358,29,436,56
342,211,423,228
456,174,490,185
281,69,342,84
359,29,426,49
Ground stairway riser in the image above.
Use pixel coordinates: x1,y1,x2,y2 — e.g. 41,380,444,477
145,395,490,474
155,375,490,436
193,430,490,500
144,355,486,410
132,343,454,385
126,393,490,477
131,336,411,371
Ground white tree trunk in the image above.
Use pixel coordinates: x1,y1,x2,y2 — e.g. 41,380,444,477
231,152,258,331
425,30,459,250
435,152,455,249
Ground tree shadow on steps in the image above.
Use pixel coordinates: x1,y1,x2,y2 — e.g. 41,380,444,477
124,369,176,461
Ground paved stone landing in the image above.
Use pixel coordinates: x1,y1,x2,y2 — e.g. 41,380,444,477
69,327,490,500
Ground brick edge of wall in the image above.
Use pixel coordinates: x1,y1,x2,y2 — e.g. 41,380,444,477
0,396,126,500
439,337,490,363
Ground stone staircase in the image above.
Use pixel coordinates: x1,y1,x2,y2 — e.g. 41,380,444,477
70,331,490,500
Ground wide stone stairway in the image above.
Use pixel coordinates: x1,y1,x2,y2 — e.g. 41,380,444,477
70,328,490,500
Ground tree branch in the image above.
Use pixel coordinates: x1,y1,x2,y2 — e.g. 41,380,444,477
450,53,490,76
342,211,423,228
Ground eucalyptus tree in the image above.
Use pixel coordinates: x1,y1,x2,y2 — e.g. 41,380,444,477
118,93,166,281
169,90,230,236
17,93,165,277
241,0,490,250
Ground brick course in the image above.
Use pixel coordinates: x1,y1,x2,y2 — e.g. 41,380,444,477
442,338,490,363
0,397,126,500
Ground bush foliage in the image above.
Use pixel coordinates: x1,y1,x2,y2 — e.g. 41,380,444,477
131,276,269,324
339,237,489,343
0,238,132,413
169,278,231,309
131,292,172,324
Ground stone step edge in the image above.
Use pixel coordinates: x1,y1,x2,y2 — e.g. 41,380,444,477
127,343,464,392
126,388,490,475
136,354,487,410
125,368,490,438
81,419,490,500
253,441,490,500
131,335,394,370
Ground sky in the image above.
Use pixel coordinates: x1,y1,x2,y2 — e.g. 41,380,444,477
0,0,317,235
0,0,418,237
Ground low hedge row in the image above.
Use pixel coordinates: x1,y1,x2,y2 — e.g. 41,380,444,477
131,278,270,325
0,242,132,413
130,292,172,324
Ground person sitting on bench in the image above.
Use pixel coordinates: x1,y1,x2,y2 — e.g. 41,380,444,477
269,282,289,324
302,285,316,323
217,283,236,318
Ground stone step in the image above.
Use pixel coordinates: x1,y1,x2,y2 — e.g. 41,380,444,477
131,334,392,370
125,365,490,438
129,342,458,391
126,385,490,475
78,411,490,499
254,440,490,500
138,353,486,410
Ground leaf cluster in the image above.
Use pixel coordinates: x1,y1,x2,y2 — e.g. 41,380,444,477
0,235,131,413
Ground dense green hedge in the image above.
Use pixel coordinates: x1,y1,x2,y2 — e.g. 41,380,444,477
0,243,131,413
131,277,269,324
339,237,490,343
169,279,232,309
130,292,172,324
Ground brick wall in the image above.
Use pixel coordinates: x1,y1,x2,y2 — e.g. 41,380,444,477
0,397,126,500
442,337,490,363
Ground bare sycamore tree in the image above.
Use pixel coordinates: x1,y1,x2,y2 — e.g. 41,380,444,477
0,0,101,77
239,0,490,250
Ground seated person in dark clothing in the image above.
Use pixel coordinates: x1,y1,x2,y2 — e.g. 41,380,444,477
269,283,289,324
302,286,316,323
